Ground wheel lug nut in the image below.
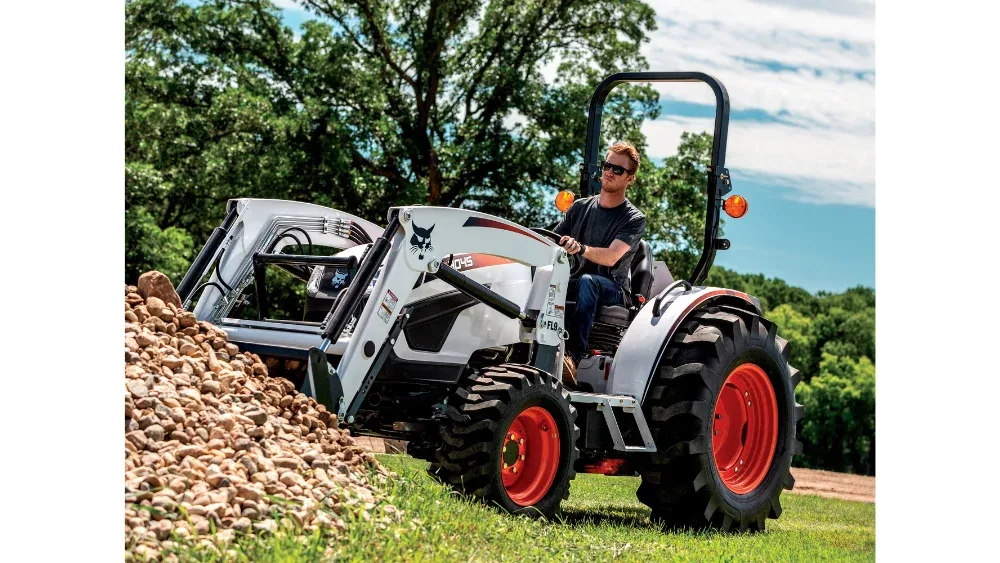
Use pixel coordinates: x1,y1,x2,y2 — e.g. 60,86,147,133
521,454,525,460
512,467,517,473
519,439,524,445
503,463,508,468
747,400,751,406
734,467,739,473
744,391,748,397
740,460,744,465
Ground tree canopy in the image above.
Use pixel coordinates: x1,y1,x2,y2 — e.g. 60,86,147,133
127,0,727,280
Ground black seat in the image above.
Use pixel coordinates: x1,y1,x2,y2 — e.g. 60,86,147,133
593,239,653,324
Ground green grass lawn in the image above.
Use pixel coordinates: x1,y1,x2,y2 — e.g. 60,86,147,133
167,454,874,562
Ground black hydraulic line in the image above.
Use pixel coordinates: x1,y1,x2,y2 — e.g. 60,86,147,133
271,227,314,255
182,281,228,309
351,224,374,244
177,203,240,301
267,232,303,254
177,227,228,302
209,250,233,292
320,217,400,343
434,261,536,327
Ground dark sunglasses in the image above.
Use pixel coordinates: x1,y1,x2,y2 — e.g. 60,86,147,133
601,160,633,176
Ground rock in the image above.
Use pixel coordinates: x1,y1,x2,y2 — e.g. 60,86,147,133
232,517,252,532
125,431,148,451
126,380,149,398
178,312,197,328
145,296,167,317
236,484,261,502
161,355,185,370
200,380,221,396
245,409,268,426
144,424,165,442
134,332,157,348
137,271,182,308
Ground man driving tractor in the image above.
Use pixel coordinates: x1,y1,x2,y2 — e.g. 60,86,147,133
556,141,647,387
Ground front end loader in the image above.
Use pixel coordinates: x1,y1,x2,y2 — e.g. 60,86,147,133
178,72,804,531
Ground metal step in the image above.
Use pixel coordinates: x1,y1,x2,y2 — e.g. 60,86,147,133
568,391,656,453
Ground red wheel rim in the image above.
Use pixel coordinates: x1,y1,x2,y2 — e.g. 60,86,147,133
500,406,561,506
712,363,778,494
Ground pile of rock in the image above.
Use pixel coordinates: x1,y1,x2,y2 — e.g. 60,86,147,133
124,273,399,560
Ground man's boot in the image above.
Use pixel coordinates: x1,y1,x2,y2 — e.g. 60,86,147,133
561,355,578,388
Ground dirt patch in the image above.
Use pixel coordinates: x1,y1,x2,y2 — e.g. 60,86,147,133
788,467,874,504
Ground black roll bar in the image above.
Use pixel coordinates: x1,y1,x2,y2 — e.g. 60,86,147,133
580,72,733,285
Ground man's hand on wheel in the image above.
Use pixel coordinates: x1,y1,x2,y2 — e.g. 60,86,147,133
559,235,582,255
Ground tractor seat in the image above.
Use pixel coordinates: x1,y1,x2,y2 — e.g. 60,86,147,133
593,239,653,324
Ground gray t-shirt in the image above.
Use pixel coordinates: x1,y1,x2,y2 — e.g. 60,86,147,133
553,196,647,297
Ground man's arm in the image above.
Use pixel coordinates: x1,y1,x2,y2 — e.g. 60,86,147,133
579,240,632,267
571,214,646,266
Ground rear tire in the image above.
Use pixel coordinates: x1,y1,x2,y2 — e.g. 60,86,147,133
637,305,804,532
429,364,580,519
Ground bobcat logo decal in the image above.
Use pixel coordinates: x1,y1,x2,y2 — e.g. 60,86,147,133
409,222,435,260
330,269,349,289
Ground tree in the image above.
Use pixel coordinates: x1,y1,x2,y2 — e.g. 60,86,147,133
767,303,815,372
797,352,876,475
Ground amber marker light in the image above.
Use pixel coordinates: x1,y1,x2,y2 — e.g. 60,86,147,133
555,190,576,213
724,195,748,218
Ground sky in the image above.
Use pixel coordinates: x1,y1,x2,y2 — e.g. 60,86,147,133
274,0,874,293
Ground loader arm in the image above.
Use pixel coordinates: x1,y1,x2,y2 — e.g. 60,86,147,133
309,206,573,421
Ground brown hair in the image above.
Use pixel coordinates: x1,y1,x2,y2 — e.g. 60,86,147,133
608,141,641,175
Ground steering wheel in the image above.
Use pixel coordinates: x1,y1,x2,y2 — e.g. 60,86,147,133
530,227,587,277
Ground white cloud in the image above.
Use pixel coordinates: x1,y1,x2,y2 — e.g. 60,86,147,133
272,0,304,10
639,0,875,206
642,117,874,206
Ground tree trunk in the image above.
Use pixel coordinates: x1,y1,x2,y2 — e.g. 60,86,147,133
427,151,442,204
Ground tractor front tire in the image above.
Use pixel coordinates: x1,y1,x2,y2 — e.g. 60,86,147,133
429,363,580,519
637,305,804,532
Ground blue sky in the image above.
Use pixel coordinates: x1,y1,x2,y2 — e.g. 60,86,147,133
633,0,875,293
273,0,874,293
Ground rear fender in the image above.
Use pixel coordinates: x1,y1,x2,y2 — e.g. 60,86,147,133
607,286,761,403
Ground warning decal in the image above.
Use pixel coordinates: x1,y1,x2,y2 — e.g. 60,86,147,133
545,285,564,318
377,289,398,323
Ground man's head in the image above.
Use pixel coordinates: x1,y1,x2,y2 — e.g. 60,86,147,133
601,141,641,194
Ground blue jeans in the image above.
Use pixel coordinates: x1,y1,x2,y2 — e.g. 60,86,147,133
566,274,625,362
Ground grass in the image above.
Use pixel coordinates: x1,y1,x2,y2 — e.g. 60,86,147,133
164,454,875,562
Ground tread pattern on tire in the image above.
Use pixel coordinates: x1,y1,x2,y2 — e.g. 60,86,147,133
637,305,804,532
428,363,580,517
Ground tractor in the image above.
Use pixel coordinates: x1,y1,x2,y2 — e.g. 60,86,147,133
177,72,804,531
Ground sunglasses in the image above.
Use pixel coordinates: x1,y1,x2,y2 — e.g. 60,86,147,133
601,160,633,176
